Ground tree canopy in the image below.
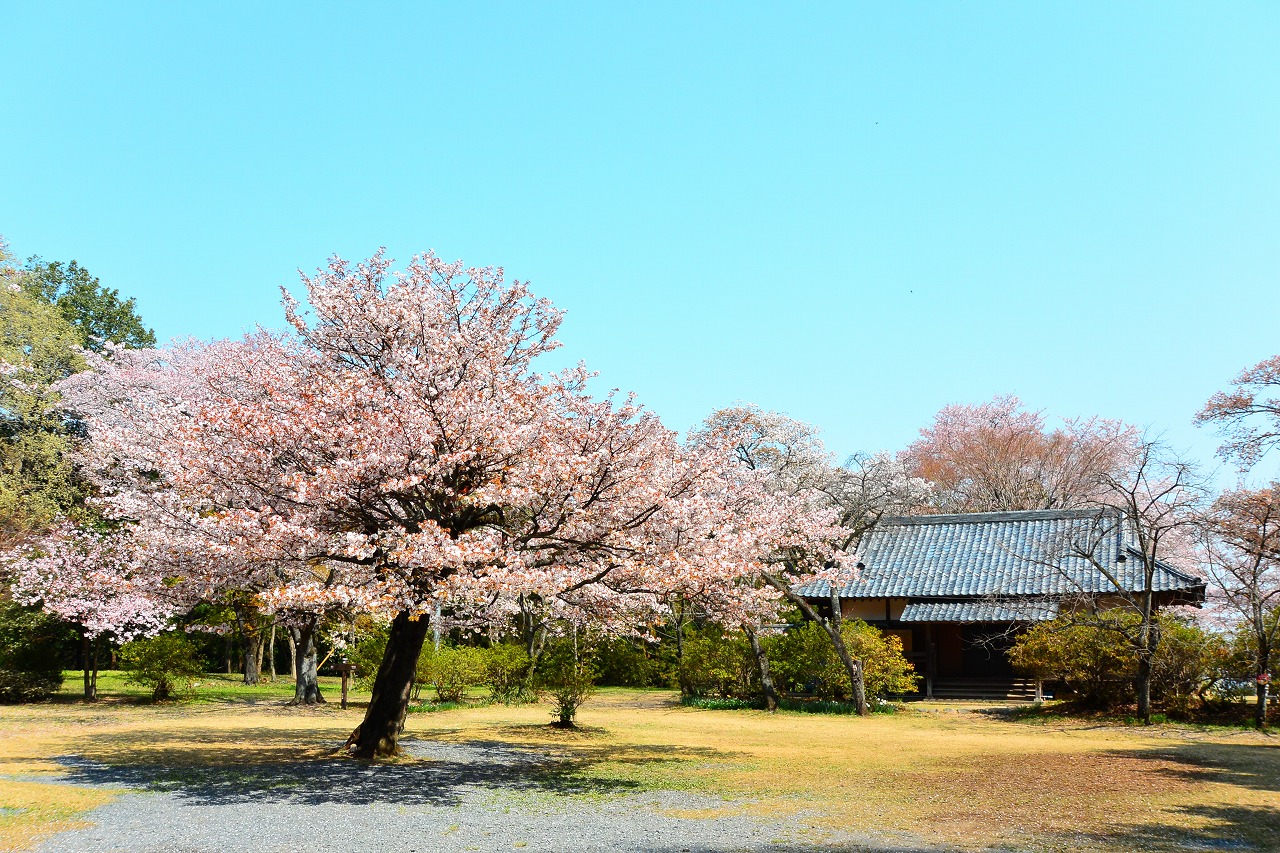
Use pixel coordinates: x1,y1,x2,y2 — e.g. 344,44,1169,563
16,258,155,352
0,237,156,546
0,283,86,545
900,395,1138,514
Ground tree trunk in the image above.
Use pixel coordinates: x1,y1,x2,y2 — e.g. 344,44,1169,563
824,590,868,716
288,620,326,705
1136,653,1152,725
81,631,97,701
91,636,100,700
1254,640,1274,727
521,620,549,695
267,621,277,682
433,602,442,652
1257,644,1271,729
255,632,267,682
744,626,780,712
762,573,868,715
237,607,261,686
287,630,298,678
225,632,233,675
243,637,261,686
348,610,431,759
1135,596,1156,725
825,590,867,714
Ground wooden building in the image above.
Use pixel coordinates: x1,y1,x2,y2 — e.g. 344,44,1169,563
796,508,1206,700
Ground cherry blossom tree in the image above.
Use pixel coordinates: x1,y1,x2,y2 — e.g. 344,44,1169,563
902,395,1138,513
1197,355,1280,470
1034,440,1207,725
8,524,174,699
1095,442,1206,725
62,252,807,757
1199,485,1280,728
697,405,927,715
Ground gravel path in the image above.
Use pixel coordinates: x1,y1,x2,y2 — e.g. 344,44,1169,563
32,739,940,853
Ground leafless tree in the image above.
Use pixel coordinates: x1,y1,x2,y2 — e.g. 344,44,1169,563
1197,354,1280,470
1199,485,1280,727
1037,440,1206,724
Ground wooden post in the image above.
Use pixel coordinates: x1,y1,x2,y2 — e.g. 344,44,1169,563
925,624,935,700
1035,679,1044,703
337,659,354,710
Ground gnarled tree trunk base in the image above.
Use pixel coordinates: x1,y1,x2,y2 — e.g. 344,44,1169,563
348,610,430,759
287,620,326,706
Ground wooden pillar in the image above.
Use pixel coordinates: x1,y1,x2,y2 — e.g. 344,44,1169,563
925,624,935,700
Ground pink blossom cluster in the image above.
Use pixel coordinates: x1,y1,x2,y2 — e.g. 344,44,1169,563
8,524,175,640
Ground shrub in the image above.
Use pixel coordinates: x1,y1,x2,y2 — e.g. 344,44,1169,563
1009,617,1136,708
677,627,757,699
767,621,918,701
591,636,668,687
766,622,833,696
1151,614,1230,715
406,699,466,713
679,695,899,715
845,622,919,699
536,641,596,727
119,632,204,701
0,602,66,703
347,623,389,692
543,666,595,727
680,695,761,710
1010,612,1225,712
483,643,533,703
419,644,486,702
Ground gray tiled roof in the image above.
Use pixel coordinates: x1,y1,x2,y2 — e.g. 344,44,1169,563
899,599,1060,623
797,508,1204,600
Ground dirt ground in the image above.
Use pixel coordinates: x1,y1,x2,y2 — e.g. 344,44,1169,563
3,685,1278,852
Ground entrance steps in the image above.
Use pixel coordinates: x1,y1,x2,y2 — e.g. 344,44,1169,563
928,677,1040,701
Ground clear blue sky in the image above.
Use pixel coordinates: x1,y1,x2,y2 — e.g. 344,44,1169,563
4,3,1278,474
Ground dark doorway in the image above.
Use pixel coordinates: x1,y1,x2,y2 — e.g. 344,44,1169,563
961,625,1015,678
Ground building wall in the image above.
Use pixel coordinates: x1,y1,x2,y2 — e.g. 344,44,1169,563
840,597,907,622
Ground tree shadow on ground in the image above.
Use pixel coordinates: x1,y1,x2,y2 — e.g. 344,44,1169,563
51,731,738,809
1049,743,1280,851
1106,742,1280,793
1061,803,1280,852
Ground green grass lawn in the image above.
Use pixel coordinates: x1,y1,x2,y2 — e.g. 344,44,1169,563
56,669,362,704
